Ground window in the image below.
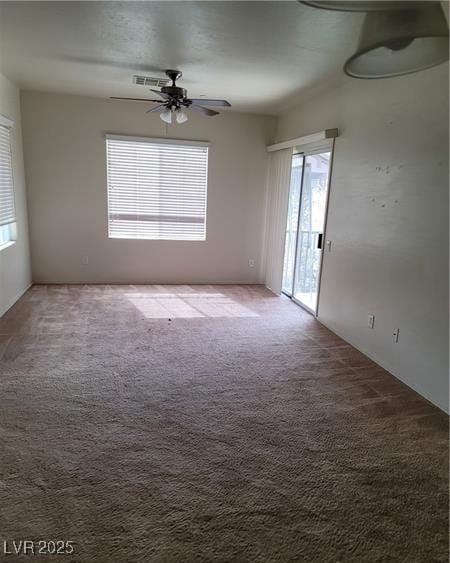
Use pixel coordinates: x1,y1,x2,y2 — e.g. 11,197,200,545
106,135,209,241
0,117,16,249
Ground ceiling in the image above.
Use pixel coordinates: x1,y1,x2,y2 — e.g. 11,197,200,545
0,1,362,115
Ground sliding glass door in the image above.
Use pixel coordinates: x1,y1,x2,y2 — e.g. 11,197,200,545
282,150,331,314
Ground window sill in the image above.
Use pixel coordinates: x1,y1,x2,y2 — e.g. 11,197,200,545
108,235,207,242
0,240,16,252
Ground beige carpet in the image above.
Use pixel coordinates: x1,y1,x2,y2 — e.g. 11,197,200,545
0,284,447,562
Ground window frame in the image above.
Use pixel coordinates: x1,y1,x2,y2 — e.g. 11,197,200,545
0,114,17,251
105,134,210,242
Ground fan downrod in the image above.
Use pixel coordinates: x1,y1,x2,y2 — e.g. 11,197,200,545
165,69,182,85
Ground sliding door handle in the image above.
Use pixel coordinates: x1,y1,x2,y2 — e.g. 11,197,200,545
317,233,323,249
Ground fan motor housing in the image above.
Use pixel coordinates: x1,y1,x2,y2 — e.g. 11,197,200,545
161,85,187,99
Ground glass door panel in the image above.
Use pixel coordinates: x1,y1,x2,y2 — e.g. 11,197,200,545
282,154,303,295
292,152,331,313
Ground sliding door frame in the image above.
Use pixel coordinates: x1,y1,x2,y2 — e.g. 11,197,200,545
282,142,335,318
315,138,336,319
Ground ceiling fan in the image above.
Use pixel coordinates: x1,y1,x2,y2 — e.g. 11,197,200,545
111,69,231,124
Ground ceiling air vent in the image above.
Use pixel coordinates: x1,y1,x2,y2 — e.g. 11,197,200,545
133,75,170,87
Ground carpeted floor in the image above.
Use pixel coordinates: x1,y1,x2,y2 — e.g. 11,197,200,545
0,284,448,562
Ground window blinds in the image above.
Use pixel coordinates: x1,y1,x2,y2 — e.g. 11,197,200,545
0,124,16,228
106,135,209,241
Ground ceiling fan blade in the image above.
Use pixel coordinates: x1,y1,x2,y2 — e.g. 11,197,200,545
110,97,165,102
146,104,166,114
150,89,171,100
189,99,231,107
189,104,220,117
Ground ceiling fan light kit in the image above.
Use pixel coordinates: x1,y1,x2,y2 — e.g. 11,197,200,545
160,107,189,125
301,1,449,79
160,107,173,124
111,69,231,125
175,109,188,124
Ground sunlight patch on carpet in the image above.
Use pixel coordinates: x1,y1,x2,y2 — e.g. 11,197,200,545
125,292,259,318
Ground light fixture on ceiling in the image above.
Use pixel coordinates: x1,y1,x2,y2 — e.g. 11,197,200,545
175,109,188,124
300,1,449,79
160,107,173,124
111,70,230,123
301,2,424,12
344,4,449,79
159,107,188,125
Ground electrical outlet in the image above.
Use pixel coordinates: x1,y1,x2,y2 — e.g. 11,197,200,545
248,259,255,268
82,256,89,265
368,314,375,329
393,328,400,343
326,240,332,253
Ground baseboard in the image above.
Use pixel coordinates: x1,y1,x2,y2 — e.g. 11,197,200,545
317,317,449,415
0,283,32,318
31,281,265,286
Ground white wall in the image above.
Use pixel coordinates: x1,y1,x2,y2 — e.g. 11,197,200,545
276,64,449,412
21,91,275,284
0,73,31,316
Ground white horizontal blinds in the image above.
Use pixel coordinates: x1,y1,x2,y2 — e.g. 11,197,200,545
0,124,16,228
106,137,208,241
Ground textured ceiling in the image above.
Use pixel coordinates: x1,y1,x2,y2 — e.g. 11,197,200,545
0,1,362,115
